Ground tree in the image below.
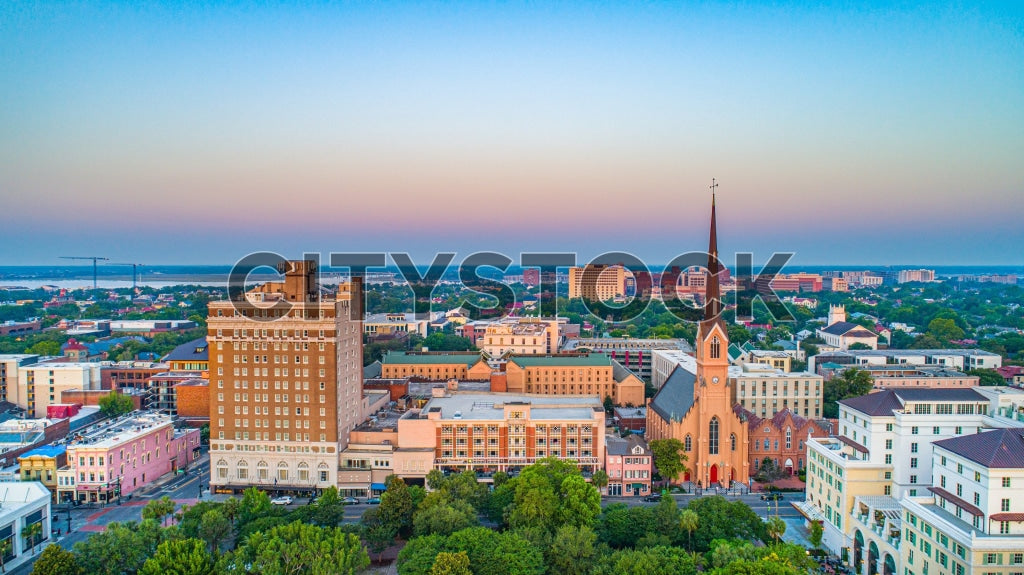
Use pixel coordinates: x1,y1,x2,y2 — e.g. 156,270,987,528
363,508,399,563
653,494,681,542
72,519,175,575
426,469,445,491
603,395,614,414
413,501,478,537
142,496,176,527
558,475,602,528
596,504,655,549
21,522,42,555
591,469,609,494
227,521,369,574
766,516,787,543
684,496,767,552
26,340,60,356
650,438,688,486
927,318,965,343
822,368,874,419
0,538,9,574
197,509,231,554
445,527,545,575
98,392,135,418
429,551,472,575
238,487,272,525
139,538,214,575
30,544,81,575
379,475,415,537
548,525,598,575
679,509,699,552
594,545,696,575
756,458,786,483
969,368,1005,387
808,520,824,550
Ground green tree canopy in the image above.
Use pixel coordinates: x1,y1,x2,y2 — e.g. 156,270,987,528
225,520,369,575
139,538,214,575
30,544,82,575
650,438,688,485
98,392,135,418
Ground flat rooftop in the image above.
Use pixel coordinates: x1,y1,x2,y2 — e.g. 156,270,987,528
416,392,602,422
68,411,176,449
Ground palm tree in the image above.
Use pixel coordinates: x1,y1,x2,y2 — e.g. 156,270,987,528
0,538,10,573
679,509,699,553
766,516,786,544
591,470,609,496
21,522,42,555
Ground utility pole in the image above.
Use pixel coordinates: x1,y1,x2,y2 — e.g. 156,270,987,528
60,256,110,289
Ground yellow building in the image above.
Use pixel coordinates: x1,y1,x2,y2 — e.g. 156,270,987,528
568,264,626,301
18,445,67,500
380,351,490,381
504,353,645,406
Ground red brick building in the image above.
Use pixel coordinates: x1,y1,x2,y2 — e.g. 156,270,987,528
735,405,832,477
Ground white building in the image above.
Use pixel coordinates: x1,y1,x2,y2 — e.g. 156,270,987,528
798,387,1024,573
810,349,1003,374
902,429,1024,575
0,481,51,572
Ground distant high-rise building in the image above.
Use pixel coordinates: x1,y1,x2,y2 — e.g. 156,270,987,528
568,264,626,301
897,269,936,283
207,260,363,493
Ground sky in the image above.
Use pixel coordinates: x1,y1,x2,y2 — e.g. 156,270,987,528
1,1,1022,267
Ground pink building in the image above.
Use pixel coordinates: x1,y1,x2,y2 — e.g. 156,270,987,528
603,435,652,497
57,412,201,504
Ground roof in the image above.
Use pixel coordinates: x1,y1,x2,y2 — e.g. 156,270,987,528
606,434,650,456
417,392,602,421
611,360,638,383
839,388,986,416
162,337,209,362
381,351,481,366
649,365,696,423
821,321,875,337
507,353,613,368
363,361,382,379
838,390,904,416
933,429,1024,469
928,486,983,516
19,445,66,459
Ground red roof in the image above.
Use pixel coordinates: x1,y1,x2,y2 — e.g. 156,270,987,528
990,513,1024,521
62,338,87,351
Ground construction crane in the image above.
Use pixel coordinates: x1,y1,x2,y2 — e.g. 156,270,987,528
109,263,145,291
60,256,110,289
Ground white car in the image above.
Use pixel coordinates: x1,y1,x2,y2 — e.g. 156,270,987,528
271,496,293,505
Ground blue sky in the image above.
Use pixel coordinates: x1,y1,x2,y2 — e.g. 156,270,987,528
1,1,1022,266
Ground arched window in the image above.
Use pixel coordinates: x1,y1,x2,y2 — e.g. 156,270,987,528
709,417,720,455
785,427,792,450
257,460,269,481
710,336,721,359
237,460,248,480
297,462,309,482
277,461,289,481
730,433,737,451
216,459,228,480
684,434,692,452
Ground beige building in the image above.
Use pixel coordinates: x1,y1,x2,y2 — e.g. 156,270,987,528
207,260,364,493
398,390,606,475
0,355,38,404
14,362,103,417
481,318,559,357
568,264,626,301
504,353,645,406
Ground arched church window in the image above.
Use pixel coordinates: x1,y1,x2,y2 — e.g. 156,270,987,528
709,417,720,455
684,434,692,452
730,433,737,451
710,336,721,359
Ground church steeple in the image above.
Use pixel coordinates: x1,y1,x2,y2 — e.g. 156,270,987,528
702,179,724,330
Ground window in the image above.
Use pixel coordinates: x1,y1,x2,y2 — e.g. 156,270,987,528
731,433,737,451
933,426,940,434
885,454,893,464
708,417,719,455
912,426,919,435
1004,477,1012,488
1001,499,1010,512
911,443,918,453
710,336,721,359
684,434,692,452
911,458,918,468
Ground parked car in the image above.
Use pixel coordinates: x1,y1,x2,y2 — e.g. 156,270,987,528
642,494,661,502
761,492,784,501
366,497,381,504
271,496,293,505
341,497,360,504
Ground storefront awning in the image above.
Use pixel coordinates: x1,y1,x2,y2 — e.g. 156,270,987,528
370,483,387,491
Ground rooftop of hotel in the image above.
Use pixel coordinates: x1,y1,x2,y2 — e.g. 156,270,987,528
563,337,692,351
67,411,178,449
839,388,988,416
412,392,603,422
506,352,615,367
